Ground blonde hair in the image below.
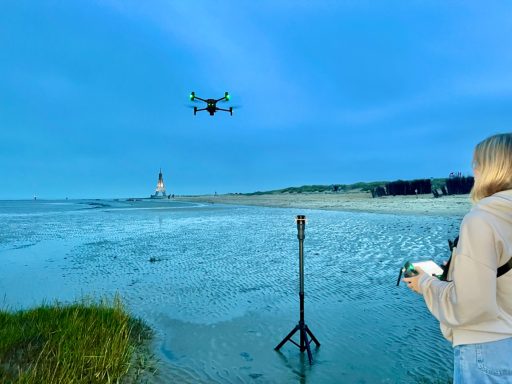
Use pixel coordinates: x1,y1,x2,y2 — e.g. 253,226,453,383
470,133,512,202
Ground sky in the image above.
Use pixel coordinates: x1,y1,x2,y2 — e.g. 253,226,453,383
1,1,512,199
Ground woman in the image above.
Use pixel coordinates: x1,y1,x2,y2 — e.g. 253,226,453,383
404,133,512,383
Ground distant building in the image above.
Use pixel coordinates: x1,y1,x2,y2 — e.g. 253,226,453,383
151,169,167,198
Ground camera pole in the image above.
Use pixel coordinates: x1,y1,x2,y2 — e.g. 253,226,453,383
275,215,320,364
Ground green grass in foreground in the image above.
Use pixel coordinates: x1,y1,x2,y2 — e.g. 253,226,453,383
0,296,154,384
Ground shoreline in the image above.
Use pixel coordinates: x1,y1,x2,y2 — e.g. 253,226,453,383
174,192,472,216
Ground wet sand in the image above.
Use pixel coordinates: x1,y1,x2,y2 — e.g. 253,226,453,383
175,192,472,216
0,199,460,383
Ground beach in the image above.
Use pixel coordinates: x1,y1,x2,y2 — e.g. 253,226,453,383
0,197,465,383
176,192,472,217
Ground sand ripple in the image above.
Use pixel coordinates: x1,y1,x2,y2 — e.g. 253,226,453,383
0,200,461,383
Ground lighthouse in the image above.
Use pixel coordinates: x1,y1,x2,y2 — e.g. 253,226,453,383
151,169,167,198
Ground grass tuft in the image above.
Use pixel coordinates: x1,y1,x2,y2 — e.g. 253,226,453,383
0,295,154,383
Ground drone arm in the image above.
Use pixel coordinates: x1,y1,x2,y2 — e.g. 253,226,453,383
193,96,208,103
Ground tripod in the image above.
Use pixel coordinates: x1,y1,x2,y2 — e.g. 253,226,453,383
275,215,320,364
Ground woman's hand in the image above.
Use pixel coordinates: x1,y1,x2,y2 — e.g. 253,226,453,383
403,266,425,294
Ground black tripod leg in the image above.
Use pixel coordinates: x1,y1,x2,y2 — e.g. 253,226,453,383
305,325,321,347
275,325,299,351
301,327,313,364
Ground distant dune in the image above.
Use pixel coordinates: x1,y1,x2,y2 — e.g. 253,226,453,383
176,191,471,217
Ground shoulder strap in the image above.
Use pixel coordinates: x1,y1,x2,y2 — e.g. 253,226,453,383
440,236,459,281
441,236,512,279
497,258,512,277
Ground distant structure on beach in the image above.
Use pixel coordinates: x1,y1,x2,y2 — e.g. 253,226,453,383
151,169,167,199
370,174,474,198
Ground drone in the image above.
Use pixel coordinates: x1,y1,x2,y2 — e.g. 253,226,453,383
189,91,233,116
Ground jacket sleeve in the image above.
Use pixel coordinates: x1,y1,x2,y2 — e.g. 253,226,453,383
418,213,500,327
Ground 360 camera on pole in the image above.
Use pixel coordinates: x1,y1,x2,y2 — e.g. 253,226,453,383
275,215,320,364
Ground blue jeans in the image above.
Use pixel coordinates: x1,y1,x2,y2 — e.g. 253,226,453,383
453,337,512,383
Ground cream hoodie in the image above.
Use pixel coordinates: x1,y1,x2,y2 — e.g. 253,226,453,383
418,189,512,346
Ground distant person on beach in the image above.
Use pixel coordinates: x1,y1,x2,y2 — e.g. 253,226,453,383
404,133,512,383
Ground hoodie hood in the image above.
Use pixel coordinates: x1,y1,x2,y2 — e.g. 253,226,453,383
476,189,512,224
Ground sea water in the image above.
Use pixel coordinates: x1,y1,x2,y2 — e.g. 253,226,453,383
0,199,462,383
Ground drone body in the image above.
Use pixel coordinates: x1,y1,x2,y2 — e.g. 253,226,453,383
190,91,233,116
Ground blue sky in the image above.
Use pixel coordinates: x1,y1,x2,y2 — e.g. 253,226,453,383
1,1,511,199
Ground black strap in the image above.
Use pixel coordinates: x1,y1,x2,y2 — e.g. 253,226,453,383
440,255,451,281
440,236,512,279
440,237,459,281
497,258,512,277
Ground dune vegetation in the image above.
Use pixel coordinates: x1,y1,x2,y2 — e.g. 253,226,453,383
0,296,154,384
242,178,450,195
